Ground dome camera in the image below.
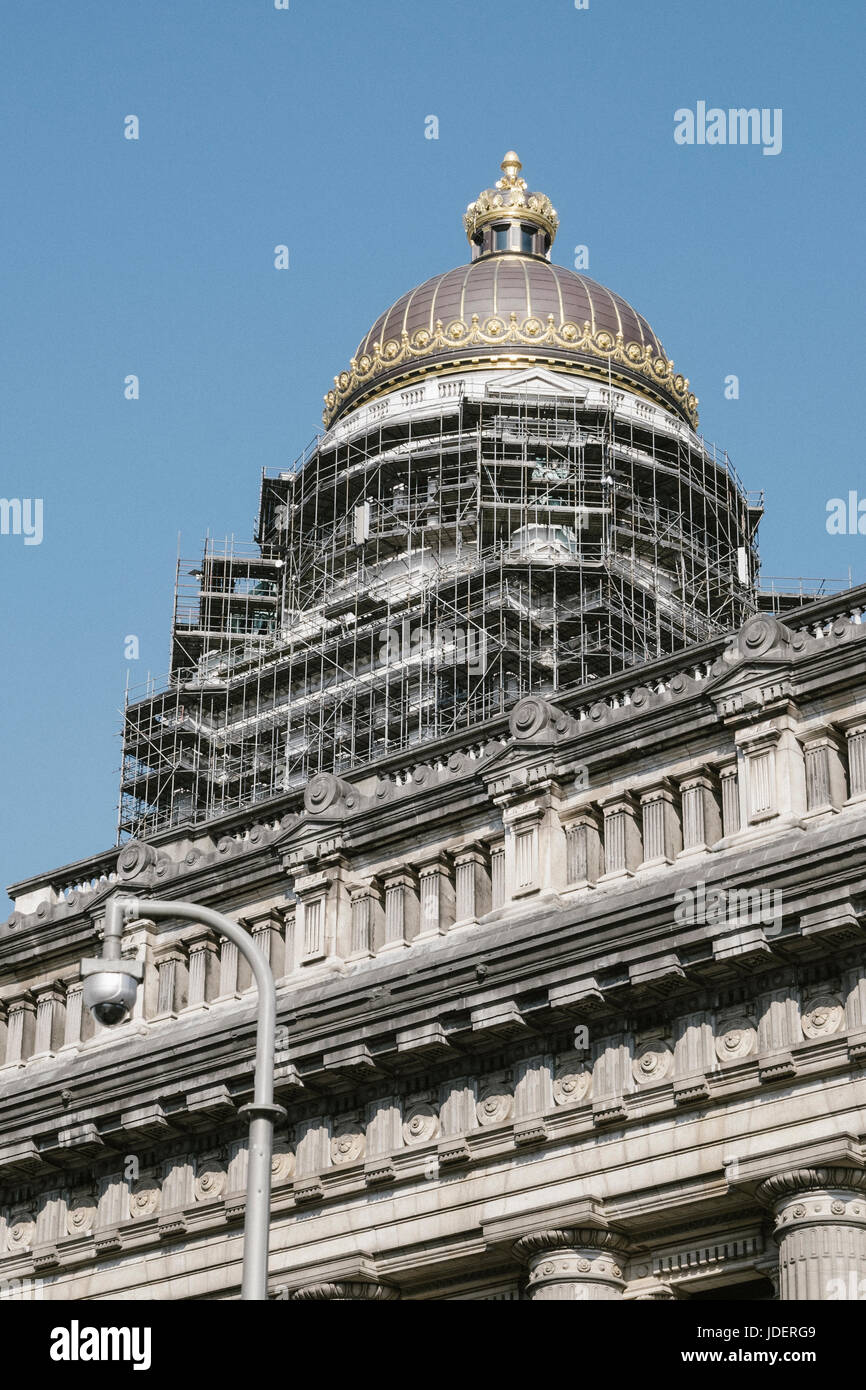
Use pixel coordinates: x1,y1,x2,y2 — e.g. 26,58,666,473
82,970,140,1026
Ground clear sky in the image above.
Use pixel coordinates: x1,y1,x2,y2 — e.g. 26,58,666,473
2,0,864,912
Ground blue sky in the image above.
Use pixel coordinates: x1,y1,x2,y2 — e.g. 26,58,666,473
1,0,864,911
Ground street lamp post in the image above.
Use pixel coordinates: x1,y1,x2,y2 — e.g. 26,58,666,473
81,895,286,1301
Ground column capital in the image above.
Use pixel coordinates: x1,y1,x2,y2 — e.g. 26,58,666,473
513,1226,628,1301
513,1226,628,1260
757,1165,866,1209
638,779,677,804
289,1280,399,1301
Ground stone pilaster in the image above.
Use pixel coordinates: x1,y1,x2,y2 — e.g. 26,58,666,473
844,722,866,804
599,793,641,880
279,906,296,980
678,772,721,855
490,842,506,908
153,947,188,1019
564,810,602,887
217,937,243,998
438,1076,475,1164
718,760,740,836
416,855,454,940
32,983,65,1057
514,1228,628,1300
120,917,158,1022
59,981,86,1049
364,1096,400,1184
453,846,491,924
506,806,543,896
295,864,350,968
591,1034,630,1125
758,1168,866,1300
348,884,381,959
735,717,808,831
513,1054,553,1144
293,1116,329,1202
380,869,418,952
639,783,681,866
801,729,846,817
186,930,219,1008
247,913,282,977
4,994,35,1066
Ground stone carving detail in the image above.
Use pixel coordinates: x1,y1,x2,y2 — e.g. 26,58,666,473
801,994,844,1040
508,695,572,741
271,1140,295,1185
553,1053,591,1106
66,1188,97,1236
291,1281,399,1300
6,1207,36,1252
330,1119,366,1166
129,1176,161,1219
476,1080,514,1127
402,1103,440,1146
730,614,791,661
304,772,357,817
715,1018,757,1062
194,1156,227,1202
116,840,158,880
632,1039,673,1084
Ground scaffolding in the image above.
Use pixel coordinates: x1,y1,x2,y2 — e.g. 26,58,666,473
119,385,764,840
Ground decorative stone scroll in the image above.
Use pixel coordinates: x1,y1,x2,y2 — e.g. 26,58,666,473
402,1103,439,1146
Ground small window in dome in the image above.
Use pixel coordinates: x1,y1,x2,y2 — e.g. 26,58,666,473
520,225,536,254
493,225,509,252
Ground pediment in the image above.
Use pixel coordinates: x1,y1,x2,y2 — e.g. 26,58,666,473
486,367,587,399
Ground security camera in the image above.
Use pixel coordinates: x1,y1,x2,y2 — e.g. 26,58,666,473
81,952,144,1027
82,970,140,1027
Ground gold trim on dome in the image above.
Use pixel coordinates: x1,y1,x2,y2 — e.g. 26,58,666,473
323,311,699,427
463,151,559,247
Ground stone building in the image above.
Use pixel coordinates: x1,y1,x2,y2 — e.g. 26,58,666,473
2,156,865,1302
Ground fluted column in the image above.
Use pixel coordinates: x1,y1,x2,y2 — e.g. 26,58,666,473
599,794,641,880
186,930,219,1008
453,846,491,923
514,1229,627,1300
349,885,379,958
564,810,602,886
678,772,721,854
381,868,418,952
844,722,866,803
758,1167,866,1300
639,783,681,866
802,729,845,815
719,761,740,836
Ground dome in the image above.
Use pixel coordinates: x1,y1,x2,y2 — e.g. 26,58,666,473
324,154,698,430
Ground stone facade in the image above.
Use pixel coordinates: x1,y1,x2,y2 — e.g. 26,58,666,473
2,596,866,1299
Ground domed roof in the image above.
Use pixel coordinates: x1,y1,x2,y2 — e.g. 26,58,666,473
324,155,698,429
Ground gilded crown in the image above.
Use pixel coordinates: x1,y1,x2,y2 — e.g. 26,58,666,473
463,151,559,247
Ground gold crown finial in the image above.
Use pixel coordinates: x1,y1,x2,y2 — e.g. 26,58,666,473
500,150,523,184
463,153,559,251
